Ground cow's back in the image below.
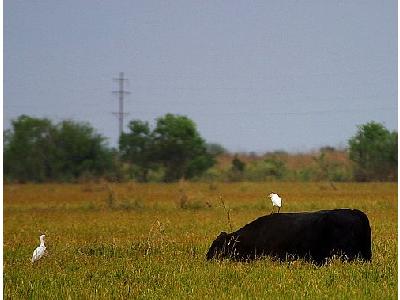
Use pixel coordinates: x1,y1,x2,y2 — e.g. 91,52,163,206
233,211,328,260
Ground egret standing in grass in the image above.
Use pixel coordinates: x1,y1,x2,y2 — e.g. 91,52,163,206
31,235,46,263
268,192,282,213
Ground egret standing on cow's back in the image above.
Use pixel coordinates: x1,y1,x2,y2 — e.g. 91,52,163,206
32,235,46,263
268,192,282,213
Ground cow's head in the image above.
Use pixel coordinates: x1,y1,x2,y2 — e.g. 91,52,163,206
206,232,228,260
206,231,241,260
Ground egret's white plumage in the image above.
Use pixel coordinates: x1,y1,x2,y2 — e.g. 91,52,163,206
268,193,282,213
31,235,46,263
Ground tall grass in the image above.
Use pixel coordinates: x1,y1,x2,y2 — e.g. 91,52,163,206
4,182,397,299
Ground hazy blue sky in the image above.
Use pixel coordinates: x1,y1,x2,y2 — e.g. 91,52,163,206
4,1,397,152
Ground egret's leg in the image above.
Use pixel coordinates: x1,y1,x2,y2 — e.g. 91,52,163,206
278,207,280,213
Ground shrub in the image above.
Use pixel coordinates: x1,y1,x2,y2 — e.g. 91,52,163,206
348,121,397,181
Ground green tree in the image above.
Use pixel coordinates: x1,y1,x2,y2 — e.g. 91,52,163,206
4,115,114,182
4,115,56,182
53,120,114,180
152,114,215,182
119,120,154,182
348,121,397,181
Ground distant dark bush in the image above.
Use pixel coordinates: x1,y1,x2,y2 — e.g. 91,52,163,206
228,155,246,181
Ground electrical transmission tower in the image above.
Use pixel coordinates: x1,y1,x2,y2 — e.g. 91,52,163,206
112,72,130,139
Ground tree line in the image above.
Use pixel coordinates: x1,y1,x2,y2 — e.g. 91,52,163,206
4,114,397,183
4,114,214,182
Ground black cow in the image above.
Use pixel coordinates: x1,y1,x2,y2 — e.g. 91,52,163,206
206,209,371,264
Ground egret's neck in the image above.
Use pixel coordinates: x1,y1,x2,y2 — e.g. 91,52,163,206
40,237,45,246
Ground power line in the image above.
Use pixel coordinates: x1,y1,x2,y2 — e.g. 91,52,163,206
112,72,130,140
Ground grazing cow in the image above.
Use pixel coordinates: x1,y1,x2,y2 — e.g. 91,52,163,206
206,209,371,264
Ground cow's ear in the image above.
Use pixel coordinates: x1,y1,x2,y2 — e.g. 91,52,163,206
217,232,228,239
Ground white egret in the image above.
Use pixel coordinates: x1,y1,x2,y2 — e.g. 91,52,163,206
31,235,46,263
268,192,282,213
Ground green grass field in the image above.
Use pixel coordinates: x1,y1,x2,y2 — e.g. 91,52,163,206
4,182,397,299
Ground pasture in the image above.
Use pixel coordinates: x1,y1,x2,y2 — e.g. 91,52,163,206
4,182,397,299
